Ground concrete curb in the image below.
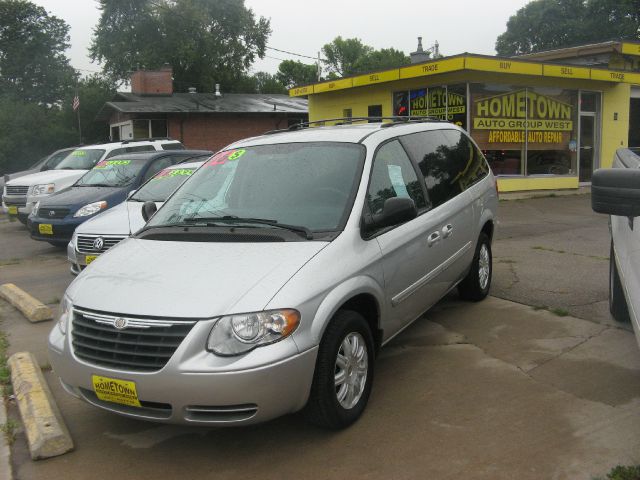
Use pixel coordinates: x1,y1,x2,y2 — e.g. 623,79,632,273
0,284,52,323
0,393,13,480
8,352,73,460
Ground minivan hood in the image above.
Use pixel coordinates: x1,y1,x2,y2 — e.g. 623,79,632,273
67,238,328,318
75,201,153,237
6,169,87,186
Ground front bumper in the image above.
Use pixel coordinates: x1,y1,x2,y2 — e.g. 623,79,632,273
49,319,318,425
2,195,28,222
29,216,86,243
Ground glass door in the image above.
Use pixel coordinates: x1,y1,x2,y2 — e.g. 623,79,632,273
579,115,595,182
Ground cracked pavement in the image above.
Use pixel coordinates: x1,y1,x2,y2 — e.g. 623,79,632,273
0,195,639,480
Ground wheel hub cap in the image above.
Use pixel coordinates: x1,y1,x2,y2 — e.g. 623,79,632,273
334,332,368,409
479,244,490,290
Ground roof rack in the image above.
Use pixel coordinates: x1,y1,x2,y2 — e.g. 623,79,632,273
263,116,447,135
121,137,176,144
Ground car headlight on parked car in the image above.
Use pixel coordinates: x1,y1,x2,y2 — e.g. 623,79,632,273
74,201,107,217
207,309,300,356
32,183,55,196
58,295,72,335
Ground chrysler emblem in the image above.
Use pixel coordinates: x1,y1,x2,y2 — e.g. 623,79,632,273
93,237,104,250
113,317,127,330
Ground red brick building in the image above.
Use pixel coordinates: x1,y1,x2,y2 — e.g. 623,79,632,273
96,66,308,151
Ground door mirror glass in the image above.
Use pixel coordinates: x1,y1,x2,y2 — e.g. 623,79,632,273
373,197,417,228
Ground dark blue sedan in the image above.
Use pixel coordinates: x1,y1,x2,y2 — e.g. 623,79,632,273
28,150,211,246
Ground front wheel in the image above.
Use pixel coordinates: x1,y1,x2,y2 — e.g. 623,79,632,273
305,310,374,429
458,232,492,301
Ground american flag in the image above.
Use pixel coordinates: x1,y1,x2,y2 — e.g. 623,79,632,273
72,95,80,111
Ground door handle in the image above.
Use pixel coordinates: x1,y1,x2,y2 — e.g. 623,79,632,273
442,224,453,238
427,232,441,247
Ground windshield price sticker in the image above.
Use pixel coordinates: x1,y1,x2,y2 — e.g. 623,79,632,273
207,149,246,166
71,150,87,157
153,168,194,180
94,160,132,169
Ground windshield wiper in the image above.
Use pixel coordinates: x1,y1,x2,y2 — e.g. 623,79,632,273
183,215,314,240
79,183,115,187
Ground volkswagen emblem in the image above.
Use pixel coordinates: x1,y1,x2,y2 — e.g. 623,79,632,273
93,237,104,250
48,210,55,217
113,317,127,330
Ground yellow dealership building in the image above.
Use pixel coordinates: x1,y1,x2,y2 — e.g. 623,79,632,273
289,41,640,193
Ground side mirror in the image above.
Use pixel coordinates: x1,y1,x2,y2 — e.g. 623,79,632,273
592,169,640,218
141,201,157,222
372,197,417,229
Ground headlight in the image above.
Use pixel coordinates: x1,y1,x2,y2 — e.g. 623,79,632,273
31,201,40,217
74,201,107,217
207,309,300,356
32,183,55,196
58,295,72,335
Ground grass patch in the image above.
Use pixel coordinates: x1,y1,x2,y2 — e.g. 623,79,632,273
0,419,18,445
47,297,60,305
593,465,640,480
497,259,517,264
0,258,20,267
532,246,566,254
550,307,569,317
532,305,548,311
0,331,9,397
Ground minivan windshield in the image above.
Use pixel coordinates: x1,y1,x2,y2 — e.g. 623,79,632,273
76,158,146,188
55,149,106,170
131,164,201,202
147,143,364,233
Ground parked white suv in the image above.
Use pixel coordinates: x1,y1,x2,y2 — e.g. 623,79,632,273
2,138,183,223
49,119,498,429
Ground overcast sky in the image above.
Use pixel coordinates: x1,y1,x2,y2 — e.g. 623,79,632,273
32,0,531,77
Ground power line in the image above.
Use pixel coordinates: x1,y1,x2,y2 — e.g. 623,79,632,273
266,46,325,62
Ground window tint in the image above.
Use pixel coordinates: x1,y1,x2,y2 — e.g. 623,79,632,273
366,140,426,223
400,129,488,207
127,145,155,153
143,157,173,182
162,143,185,150
105,148,126,159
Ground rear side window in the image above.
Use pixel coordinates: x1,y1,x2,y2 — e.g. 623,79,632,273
126,145,155,153
366,140,427,218
400,129,488,208
142,157,174,182
162,143,185,150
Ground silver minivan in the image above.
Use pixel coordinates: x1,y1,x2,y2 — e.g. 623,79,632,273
49,119,498,429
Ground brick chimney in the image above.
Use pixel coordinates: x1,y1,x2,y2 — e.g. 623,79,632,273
131,64,173,95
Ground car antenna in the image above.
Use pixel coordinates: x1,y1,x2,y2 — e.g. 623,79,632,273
125,195,133,237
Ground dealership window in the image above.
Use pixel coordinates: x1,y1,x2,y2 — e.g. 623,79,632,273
394,84,467,129
343,108,353,124
111,119,168,141
368,105,382,122
470,84,581,177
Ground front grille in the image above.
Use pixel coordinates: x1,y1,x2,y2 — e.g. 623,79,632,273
5,185,29,196
77,235,125,254
38,207,70,219
71,308,196,372
3,198,26,207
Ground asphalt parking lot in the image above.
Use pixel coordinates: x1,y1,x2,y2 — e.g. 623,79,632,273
0,194,638,480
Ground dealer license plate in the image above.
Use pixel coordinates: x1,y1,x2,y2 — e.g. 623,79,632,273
7,206,18,215
92,375,141,407
85,255,98,265
38,223,53,235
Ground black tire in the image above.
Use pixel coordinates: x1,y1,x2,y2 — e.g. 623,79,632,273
305,310,374,429
609,242,630,323
458,232,492,301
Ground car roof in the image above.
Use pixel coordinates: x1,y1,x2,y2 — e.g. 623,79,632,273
99,150,211,162
167,160,205,169
227,121,455,149
71,139,182,151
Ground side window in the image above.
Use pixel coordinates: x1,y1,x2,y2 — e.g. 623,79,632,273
400,129,487,208
162,143,185,151
126,145,155,153
142,157,173,182
366,140,426,229
104,148,126,159
441,130,490,191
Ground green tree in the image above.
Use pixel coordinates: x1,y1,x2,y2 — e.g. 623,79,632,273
353,48,410,74
496,0,640,56
90,0,271,93
276,60,318,88
322,37,372,77
253,72,287,94
322,37,410,77
0,0,76,104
